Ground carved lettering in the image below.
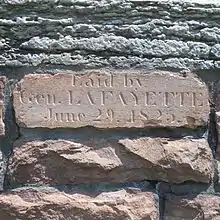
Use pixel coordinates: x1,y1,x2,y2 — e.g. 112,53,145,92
145,92,157,106
140,110,149,120
124,74,142,87
128,110,135,123
163,92,192,107
72,74,113,88
48,108,85,122
13,72,210,128
130,92,139,106
195,92,204,107
87,92,95,105
19,91,57,105
94,109,102,122
157,110,162,120
104,74,113,87
68,91,73,105
119,92,127,106
19,91,31,104
94,109,114,122
106,109,114,122
101,91,105,106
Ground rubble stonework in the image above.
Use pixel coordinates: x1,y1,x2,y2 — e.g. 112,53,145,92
164,194,220,220
0,188,158,220
0,0,220,219
8,137,212,187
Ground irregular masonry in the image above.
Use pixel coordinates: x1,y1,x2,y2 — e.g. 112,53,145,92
0,188,158,220
164,194,220,220
7,137,213,186
0,0,220,70
214,111,220,182
13,71,210,128
0,77,5,136
0,0,219,218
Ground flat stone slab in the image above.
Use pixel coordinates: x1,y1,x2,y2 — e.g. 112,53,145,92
0,77,5,135
13,71,210,128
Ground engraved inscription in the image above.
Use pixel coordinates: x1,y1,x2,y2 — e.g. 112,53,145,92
13,71,210,128
72,74,113,88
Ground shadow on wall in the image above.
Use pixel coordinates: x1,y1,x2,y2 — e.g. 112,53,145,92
19,126,207,143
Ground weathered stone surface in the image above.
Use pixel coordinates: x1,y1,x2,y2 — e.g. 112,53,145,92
214,80,220,112
0,0,219,70
164,194,220,220
0,149,5,191
7,137,212,186
0,77,5,136
0,187,158,220
20,36,212,59
214,111,220,182
13,71,209,128
216,111,220,137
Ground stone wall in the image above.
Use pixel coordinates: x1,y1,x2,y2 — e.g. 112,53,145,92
0,0,220,219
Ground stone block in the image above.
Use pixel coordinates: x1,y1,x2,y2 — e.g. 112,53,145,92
13,71,210,128
216,111,220,138
7,137,212,186
0,188,158,220
0,77,5,135
0,150,5,191
164,194,220,220
214,111,220,182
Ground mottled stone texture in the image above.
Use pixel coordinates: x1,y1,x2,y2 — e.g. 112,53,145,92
0,188,158,220
0,77,5,136
0,150,5,191
0,0,219,70
215,112,220,183
164,194,220,220
0,0,219,219
7,137,212,187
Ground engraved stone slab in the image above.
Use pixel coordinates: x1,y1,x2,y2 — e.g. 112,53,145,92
13,71,210,128
0,77,5,135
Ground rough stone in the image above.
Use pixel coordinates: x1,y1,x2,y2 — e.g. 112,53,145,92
214,111,220,183
164,194,220,220
214,80,220,112
7,137,212,187
0,76,5,136
0,54,217,70
13,71,210,128
0,187,158,220
20,36,212,59
216,111,220,136
0,0,219,70
0,150,5,191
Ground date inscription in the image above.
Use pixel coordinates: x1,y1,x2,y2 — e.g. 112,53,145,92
13,71,210,128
